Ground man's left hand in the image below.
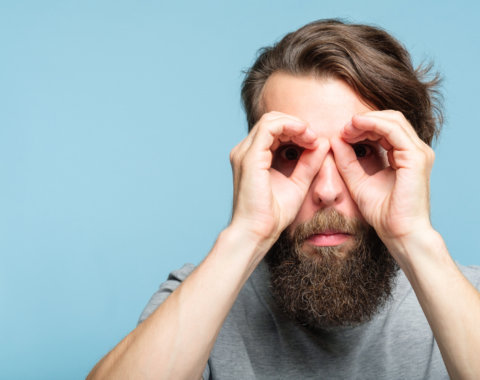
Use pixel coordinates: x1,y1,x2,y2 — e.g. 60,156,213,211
331,110,435,255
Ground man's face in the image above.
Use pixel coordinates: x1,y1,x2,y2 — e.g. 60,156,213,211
262,73,398,328
262,72,385,238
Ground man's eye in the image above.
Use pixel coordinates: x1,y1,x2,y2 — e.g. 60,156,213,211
279,145,303,161
352,143,373,159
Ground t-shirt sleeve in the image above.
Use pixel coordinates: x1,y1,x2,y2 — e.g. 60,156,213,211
137,263,212,380
138,263,196,323
457,264,480,290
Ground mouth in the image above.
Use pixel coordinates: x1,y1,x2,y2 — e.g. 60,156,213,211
306,231,352,247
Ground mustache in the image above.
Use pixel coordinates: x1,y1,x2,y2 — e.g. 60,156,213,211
292,209,370,246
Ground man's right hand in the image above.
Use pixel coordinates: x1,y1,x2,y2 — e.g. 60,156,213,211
87,112,328,380
229,111,328,250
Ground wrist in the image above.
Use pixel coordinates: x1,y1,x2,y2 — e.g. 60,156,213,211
383,227,452,273
219,222,279,269
228,216,280,249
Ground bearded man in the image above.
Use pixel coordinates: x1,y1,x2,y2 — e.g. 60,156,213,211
88,20,480,380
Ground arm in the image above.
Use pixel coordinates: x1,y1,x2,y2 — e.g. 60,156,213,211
391,226,480,380
87,226,270,380
87,112,328,380
332,111,480,380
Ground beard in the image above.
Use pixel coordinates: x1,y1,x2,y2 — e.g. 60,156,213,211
265,209,399,330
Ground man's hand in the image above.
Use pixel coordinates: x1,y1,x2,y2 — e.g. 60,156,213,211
331,110,435,256
332,110,480,380
230,111,328,247
87,111,331,380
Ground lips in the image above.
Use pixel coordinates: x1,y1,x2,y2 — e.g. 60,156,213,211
306,231,351,247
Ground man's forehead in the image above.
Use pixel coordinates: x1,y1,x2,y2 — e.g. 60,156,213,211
261,72,373,136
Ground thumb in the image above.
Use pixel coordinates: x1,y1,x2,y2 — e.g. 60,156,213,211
289,138,329,193
330,137,368,197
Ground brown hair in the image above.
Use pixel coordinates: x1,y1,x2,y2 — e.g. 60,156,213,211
241,19,443,145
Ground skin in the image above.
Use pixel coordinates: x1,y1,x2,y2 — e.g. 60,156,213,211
262,73,386,253
87,73,480,380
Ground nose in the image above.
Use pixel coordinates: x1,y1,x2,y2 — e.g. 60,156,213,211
311,152,346,207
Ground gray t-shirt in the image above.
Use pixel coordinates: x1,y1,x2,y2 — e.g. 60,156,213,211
139,261,480,379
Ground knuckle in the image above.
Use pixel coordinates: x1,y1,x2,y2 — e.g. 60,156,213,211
230,146,245,168
260,112,279,122
229,147,237,163
390,110,404,119
425,146,435,162
387,110,407,124
255,115,273,131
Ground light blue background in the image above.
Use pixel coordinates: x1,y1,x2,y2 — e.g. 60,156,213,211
1,1,479,378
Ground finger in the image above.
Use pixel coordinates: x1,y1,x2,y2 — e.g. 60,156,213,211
351,111,424,150
248,111,315,151
231,114,312,174
330,137,370,192
261,110,307,124
250,117,317,156
379,137,393,151
231,129,257,166
387,149,398,170
232,113,289,166
362,110,419,141
230,133,258,210
342,115,412,152
288,138,330,192
251,111,309,143
340,122,383,143
235,112,296,159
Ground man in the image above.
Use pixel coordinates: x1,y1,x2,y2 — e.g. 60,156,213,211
88,20,480,379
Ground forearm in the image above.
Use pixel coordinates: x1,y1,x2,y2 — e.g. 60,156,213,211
87,226,269,380
388,229,480,380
